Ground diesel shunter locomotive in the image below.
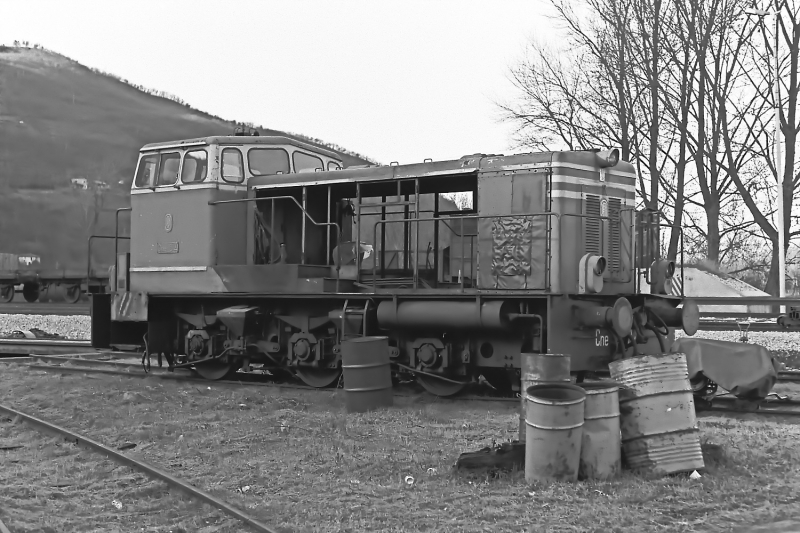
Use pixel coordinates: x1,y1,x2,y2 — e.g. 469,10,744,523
92,133,699,396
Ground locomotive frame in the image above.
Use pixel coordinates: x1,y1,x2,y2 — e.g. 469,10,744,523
91,134,699,396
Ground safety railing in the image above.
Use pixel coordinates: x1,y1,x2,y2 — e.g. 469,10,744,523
369,212,560,291
208,195,341,278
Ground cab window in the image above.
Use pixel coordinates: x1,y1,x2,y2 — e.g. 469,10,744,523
222,148,244,183
293,151,323,173
134,154,159,188
248,148,290,176
157,152,181,186
181,149,208,183
328,161,342,171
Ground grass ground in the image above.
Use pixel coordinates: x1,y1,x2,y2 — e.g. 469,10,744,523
1,365,799,533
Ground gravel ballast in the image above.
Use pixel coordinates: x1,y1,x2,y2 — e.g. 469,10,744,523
0,314,91,340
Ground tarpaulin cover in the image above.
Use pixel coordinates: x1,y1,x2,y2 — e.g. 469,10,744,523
479,216,547,289
670,338,780,399
492,218,532,277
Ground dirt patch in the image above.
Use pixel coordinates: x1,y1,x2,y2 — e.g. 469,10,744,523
1,365,799,532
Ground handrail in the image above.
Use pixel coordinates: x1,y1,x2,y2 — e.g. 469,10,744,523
370,212,560,292
209,196,341,280
114,207,133,289
87,235,129,283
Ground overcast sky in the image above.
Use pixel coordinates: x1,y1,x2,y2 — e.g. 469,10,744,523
2,0,556,164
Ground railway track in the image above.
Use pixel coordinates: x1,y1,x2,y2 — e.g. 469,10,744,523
0,402,278,533
698,320,792,332
697,395,800,418
0,301,89,316
23,353,519,402
0,338,93,356
17,353,800,415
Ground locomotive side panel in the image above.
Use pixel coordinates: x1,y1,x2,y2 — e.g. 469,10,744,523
130,190,214,270
548,151,637,295
476,169,548,290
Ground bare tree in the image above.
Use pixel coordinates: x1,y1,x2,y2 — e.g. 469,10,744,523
503,0,796,285
708,0,800,294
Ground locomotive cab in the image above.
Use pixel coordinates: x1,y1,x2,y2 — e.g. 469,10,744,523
110,135,342,325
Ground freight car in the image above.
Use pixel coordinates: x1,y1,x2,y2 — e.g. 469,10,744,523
91,133,699,396
0,253,109,304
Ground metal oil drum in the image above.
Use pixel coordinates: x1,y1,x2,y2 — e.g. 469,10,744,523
518,353,571,441
578,381,621,480
525,383,585,483
341,336,393,413
609,353,704,475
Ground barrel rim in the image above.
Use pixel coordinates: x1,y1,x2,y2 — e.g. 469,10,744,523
609,352,688,368
584,412,620,421
522,352,571,358
526,383,586,405
579,380,620,394
525,420,584,430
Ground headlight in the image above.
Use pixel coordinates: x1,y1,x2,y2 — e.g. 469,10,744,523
597,149,620,168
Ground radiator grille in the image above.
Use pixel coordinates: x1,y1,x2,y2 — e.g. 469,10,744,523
584,194,624,278
584,194,602,256
608,198,622,272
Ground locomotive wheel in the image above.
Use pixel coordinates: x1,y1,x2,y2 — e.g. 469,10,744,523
417,374,468,397
64,285,82,304
295,367,341,388
22,282,40,303
38,285,51,302
0,285,13,303
193,360,236,381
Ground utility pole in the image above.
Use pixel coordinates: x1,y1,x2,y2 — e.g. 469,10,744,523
746,5,785,301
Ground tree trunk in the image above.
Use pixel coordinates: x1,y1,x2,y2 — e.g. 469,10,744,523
705,199,721,265
765,242,780,296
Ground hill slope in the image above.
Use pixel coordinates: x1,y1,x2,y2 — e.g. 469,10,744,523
0,46,372,269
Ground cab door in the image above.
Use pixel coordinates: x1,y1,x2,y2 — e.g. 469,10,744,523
212,146,248,265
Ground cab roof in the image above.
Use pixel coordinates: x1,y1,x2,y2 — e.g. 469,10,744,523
139,135,342,160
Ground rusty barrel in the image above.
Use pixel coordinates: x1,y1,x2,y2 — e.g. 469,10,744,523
519,353,571,441
341,336,393,413
578,381,621,480
609,353,704,475
525,383,585,483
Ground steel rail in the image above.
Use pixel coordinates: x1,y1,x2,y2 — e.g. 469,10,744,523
699,405,800,418
25,358,522,402
0,339,93,356
692,296,800,306
0,516,10,533
0,403,279,533
25,356,799,407
698,320,782,332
